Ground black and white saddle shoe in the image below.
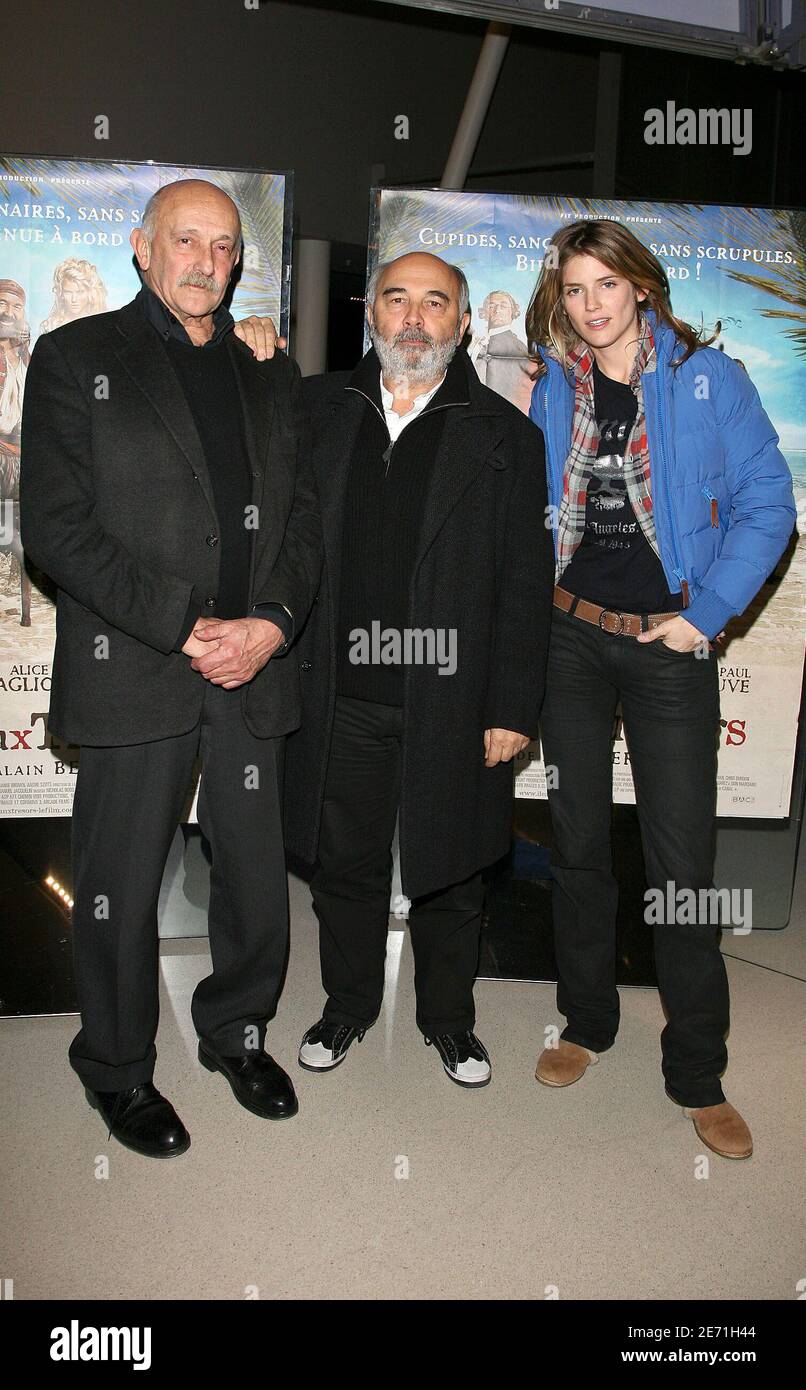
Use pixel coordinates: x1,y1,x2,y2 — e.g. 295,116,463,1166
424,1030,492,1088
298,1018,368,1072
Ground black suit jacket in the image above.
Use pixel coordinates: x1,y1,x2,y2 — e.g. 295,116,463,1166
20,297,321,746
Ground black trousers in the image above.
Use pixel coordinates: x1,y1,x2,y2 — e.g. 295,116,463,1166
68,680,289,1092
539,607,729,1108
311,695,484,1036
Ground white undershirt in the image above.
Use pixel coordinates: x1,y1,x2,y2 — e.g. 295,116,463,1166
379,369,447,443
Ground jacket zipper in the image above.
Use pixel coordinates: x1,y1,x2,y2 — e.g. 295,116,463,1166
702,484,720,527
649,359,689,607
345,386,469,476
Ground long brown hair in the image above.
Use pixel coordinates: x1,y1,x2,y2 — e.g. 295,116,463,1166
525,220,717,379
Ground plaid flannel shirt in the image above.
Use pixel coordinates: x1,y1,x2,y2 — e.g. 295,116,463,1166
555,312,659,582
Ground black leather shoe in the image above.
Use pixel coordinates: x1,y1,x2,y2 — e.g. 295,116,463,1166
85,1083,191,1159
198,1042,299,1120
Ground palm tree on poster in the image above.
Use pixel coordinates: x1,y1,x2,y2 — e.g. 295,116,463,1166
714,208,806,360
203,169,286,320
0,155,145,218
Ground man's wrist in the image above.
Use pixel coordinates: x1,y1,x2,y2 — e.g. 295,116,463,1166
252,601,293,653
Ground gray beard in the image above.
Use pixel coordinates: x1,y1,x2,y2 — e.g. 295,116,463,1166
371,326,459,389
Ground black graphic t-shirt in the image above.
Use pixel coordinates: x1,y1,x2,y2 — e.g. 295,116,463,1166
561,361,681,614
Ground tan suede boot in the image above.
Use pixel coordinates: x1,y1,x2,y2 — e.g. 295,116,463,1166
682,1100,753,1159
535,1040,599,1087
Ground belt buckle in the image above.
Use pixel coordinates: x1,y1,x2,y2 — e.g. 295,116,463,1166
598,608,624,635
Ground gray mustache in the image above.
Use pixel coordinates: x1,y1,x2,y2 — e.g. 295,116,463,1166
178,274,219,291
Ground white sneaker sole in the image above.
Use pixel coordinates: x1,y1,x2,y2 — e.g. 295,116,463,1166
441,1063,492,1089
298,1049,349,1073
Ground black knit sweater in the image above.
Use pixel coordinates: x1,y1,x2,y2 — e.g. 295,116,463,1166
335,370,457,706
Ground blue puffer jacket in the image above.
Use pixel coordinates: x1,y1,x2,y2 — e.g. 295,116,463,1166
529,310,797,639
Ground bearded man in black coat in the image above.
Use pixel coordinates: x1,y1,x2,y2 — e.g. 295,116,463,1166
282,251,554,1087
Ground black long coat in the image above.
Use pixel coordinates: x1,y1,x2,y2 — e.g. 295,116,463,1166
20,297,321,747
283,346,554,900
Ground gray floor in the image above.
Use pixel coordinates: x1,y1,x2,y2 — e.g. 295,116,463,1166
1,845,805,1302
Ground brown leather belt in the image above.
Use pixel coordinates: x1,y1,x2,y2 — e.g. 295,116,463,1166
553,585,675,637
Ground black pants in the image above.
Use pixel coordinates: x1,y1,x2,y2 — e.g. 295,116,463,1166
539,607,729,1108
311,695,484,1036
68,680,289,1092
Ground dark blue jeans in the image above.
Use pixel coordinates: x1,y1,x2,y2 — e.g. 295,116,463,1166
539,606,729,1108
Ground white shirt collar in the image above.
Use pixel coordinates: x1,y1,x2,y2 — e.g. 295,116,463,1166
379,369,446,442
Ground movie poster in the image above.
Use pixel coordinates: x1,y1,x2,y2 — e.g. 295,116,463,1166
0,155,292,816
367,189,805,818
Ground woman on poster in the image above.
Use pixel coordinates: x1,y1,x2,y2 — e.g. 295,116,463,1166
526,219,796,1159
39,258,109,335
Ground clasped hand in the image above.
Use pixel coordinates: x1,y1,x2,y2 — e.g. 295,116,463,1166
181,617,285,689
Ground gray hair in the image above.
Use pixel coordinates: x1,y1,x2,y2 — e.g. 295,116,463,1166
366,257,470,321
140,182,242,246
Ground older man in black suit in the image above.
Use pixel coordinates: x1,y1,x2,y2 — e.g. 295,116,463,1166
20,179,321,1158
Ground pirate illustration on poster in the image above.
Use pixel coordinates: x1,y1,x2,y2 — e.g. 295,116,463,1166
0,278,32,625
469,289,532,411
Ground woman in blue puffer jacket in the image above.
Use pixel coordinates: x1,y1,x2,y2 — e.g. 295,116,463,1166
526,219,796,1160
